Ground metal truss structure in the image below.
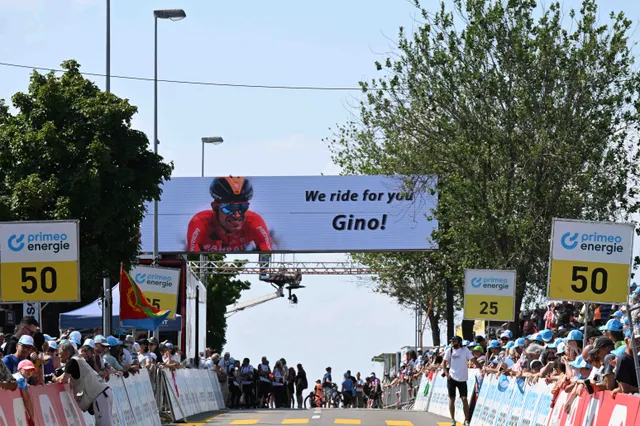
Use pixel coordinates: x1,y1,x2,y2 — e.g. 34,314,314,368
187,260,388,275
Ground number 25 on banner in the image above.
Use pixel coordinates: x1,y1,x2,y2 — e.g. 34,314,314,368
463,269,517,322
1,262,79,302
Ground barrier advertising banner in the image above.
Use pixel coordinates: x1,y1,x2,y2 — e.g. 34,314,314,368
130,265,180,319
139,175,438,253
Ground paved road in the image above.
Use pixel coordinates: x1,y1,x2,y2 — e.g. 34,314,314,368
181,408,458,426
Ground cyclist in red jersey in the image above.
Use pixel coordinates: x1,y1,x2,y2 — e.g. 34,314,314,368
186,176,273,253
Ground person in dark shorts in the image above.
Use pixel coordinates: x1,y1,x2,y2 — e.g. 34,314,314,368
443,336,480,426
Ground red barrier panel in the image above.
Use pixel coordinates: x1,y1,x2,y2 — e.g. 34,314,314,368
27,384,86,426
0,388,28,426
546,388,640,426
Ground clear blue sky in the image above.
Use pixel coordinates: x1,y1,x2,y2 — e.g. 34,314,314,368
2,0,640,383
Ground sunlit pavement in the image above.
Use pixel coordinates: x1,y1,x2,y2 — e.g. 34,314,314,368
177,408,455,426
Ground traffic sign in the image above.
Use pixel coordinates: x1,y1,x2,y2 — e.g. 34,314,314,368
548,218,634,303
130,265,180,319
464,269,516,322
0,220,80,302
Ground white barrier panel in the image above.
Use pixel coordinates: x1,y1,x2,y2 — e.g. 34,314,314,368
424,369,480,420
413,375,429,411
209,372,226,410
83,370,162,426
164,368,222,421
464,374,551,426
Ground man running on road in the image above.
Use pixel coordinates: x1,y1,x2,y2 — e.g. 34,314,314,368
187,176,273,252
443,336,480,426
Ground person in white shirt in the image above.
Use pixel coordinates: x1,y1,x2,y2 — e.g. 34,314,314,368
443,336,480,426
137,339,154,368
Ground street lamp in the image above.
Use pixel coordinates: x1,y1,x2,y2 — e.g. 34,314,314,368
152,8,186,263
201,137,224,177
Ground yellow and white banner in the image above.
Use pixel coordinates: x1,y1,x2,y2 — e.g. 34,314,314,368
131,265,180,319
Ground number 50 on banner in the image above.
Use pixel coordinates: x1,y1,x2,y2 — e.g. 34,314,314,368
547,218,634,304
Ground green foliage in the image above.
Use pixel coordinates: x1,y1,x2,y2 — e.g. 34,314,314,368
328,0,640,315
189,254,251,351
0,60,173,307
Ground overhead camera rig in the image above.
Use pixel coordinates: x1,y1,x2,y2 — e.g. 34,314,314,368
188,259,382,275
188,255,388,315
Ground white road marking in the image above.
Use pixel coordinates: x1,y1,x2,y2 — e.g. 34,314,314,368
312,415,321,419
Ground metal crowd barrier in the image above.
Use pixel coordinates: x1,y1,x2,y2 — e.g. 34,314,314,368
381,381,416,408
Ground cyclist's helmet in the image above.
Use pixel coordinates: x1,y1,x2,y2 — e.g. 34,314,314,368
210,176,254,203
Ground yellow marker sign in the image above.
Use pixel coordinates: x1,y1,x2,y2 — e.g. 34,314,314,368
130,265,180,319
548,219,634,304
0,221,80,302
463,269,516,322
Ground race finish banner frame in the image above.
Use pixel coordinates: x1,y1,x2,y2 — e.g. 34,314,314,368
463,269,517,322
130,264,180,319
0,220,80,303
547,218,635,304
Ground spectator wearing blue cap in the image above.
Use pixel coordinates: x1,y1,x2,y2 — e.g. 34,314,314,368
599,319,624,349
102,336,124,372
612,332,639,397
540,329,554,343
587,337,616,391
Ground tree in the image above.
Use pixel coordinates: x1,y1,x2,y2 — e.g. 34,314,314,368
0,61,173,325
192,253,251,351
329,0,640,337
354,251,447,345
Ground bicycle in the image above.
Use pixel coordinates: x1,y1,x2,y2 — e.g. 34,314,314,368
304,391,324,409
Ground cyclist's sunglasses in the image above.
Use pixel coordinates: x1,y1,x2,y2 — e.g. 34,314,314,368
216,202,250,215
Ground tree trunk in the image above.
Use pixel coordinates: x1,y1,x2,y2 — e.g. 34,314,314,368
461,320,475,341
446,277,455,341
510,268,529,338
429,310,441,346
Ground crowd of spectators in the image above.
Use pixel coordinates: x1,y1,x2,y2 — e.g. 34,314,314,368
202,353,310,409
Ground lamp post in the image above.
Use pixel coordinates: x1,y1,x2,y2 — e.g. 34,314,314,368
151,8,186,342
196,136,223,367
152,8,186,263
201,137,224,177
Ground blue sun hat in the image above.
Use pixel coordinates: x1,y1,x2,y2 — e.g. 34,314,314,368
540,329,554,342
505,341,515,350
612,311,624,319
569,356,592,370
600,319,623,333
567,330,583,341
613,345,627,357
516,338,526,348
488,340,501,349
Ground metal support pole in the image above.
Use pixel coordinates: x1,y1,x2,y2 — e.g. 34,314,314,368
106,0,110,92
583,302,589,350
152,16,159,263
625,305,640,390
103,277,112,336
197,149,206,367
201,140,205,177
151,18,160,340
194,284,200,368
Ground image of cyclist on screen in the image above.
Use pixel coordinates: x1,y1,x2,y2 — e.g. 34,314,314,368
186,176,273,253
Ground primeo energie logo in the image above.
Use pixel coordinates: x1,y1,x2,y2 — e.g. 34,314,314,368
560,231,624,255
470,276,510,291
136,272,174,289
7,232,70,253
